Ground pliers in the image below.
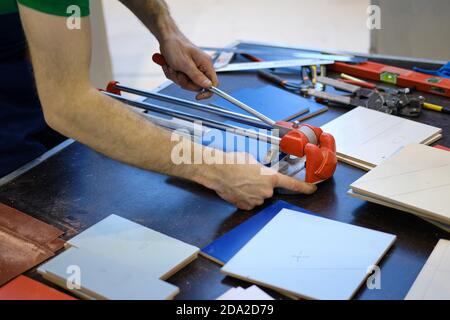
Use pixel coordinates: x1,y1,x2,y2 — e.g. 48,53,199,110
307,76,388,113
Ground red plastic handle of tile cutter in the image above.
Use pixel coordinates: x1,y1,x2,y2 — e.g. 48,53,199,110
153,53,167,67
106,81,121,95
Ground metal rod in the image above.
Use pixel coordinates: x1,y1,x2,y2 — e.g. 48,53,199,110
209,86,277,127
104,92,281,145
200,46,364,63
115,84,271,129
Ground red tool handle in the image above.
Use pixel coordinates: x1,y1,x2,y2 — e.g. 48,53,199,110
257,70,288,87
340,79,376,89
152,53,167,67
241,53,264,62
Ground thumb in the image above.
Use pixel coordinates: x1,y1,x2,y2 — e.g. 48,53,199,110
182,61,212,89
274,173,317,194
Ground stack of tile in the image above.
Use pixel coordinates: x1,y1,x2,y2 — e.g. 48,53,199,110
321,107,442,170
38,214,199,300
349,144,450,231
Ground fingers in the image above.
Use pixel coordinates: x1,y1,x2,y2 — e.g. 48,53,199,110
181,60,212,89
163,65,202,92
192,51,218,101
192,50,219,87
274,173,317,194
162,60,213,100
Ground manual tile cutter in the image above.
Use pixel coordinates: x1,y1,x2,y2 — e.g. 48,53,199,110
104,66,337,184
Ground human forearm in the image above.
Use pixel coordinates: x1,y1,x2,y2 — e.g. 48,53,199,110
19,3,316,211
119,0,183,42
45,86,215,184
120,0,219,100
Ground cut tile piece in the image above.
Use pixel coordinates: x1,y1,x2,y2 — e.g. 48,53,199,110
0,275,76,300
38,247,179,300
321,107,442,170
350,144,450,225
222,209,396,300
406,239,450,300
66,214,199,279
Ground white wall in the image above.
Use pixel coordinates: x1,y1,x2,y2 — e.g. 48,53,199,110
371,0,450,60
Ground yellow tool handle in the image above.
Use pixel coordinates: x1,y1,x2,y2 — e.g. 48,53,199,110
424,102,443,112
423,102,450,114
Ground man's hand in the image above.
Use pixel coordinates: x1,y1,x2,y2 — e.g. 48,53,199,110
159,35,218,100
119,1,218,100
202,153,317,210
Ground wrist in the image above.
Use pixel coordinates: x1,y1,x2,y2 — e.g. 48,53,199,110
152,13,184,43
187,149,228,191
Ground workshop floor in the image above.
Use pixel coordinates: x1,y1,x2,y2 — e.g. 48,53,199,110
102,0,370,89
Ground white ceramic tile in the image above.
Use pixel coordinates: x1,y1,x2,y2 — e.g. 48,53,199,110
67,215,199,279
321,107,442,168
406,239,450,300
347,190,450,233
221,209,396,300
351,144,450,224
38,247,179,300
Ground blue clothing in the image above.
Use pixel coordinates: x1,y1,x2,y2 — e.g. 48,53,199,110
0,13,65,177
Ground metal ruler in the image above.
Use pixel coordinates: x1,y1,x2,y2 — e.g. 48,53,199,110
215,59,333,73
202,46,365,63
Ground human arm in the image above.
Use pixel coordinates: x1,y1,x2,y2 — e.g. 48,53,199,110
18,4,316,210
119,0,218,100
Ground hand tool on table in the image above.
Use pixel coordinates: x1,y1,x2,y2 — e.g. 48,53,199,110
212,51,235,69
338,73,449,117
104,54,338,184
257,70,308,93
214,59,333,73
242,53,314,93
307,76,388,113
329,61,450,98
311,76,425,117
210,49,332,74
339,73,413,95
200,46,366,63
423,102,450,114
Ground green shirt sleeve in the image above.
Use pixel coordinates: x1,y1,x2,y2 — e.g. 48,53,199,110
17,0,90,17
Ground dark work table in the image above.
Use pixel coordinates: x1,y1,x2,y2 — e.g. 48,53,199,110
1,45,449,300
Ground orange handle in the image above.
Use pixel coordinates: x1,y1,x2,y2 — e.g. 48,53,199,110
152,53,167,67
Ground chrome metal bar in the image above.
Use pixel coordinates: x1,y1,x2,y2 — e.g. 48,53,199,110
115,84,271,129
209,86,277,127
104,92,281,145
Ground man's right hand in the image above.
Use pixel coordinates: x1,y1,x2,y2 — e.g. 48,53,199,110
201,153,317,210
